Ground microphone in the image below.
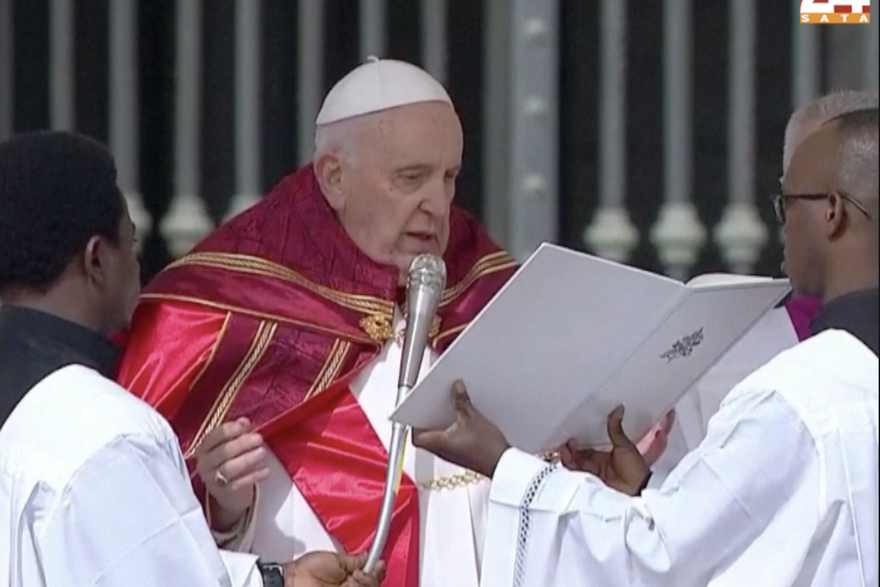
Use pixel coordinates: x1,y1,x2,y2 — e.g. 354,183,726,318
364,254,447,573
398,254,447,390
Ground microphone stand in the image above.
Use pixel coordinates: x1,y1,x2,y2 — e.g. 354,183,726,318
363,255,446,574
363,389,413,573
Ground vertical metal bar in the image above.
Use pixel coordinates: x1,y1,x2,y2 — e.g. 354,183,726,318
652,0,706,280
792,0,820,108
421,0,448,84
162,0,213,258
360,0,386,58
508,0,559,261
729,0,755,205
483,0,511,246
715,0,767,274
599,0,626,210
297,0,325,164
109,0,151,250
49,0,75,130
664,0,692,206
584,0,639,263
174,0,201,198
0,0,12,140
109,0,139,195
234,0,261,200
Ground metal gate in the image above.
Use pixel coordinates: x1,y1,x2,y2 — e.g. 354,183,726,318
1,0,877,282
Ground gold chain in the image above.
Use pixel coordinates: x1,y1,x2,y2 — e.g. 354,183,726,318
417,470,487,492
414,452,559,492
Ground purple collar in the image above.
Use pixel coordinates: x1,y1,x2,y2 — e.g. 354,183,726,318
785,296,823,342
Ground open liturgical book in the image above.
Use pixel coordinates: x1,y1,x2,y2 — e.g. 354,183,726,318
390,243,792,454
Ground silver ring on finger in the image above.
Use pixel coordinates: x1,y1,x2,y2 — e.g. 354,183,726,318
214,469,230,487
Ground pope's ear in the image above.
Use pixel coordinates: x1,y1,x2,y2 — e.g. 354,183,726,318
314,151,346,211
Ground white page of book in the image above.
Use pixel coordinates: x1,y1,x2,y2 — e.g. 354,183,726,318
390,243,790,454
555,281,792,449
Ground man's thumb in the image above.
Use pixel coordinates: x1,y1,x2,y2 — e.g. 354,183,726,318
452,380,473,420
607,406,633,448
340,552,368,572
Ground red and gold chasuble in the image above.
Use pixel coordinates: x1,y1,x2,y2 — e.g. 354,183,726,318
116,165,517,586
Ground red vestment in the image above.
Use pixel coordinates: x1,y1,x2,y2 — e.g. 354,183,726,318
116,165,518,586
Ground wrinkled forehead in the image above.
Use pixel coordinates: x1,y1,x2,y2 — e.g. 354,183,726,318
784,126,838,191
367,102,463,165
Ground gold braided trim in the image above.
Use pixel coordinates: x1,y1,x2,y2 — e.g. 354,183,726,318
361,247,516,344
166,252,395,315
433,323,468,348
440,252,518,307
184,321,278,459
423,252,517,345
164,250,517,315
187,312,233,394
417,470,487,492
138,293,378,346
304,339,352,401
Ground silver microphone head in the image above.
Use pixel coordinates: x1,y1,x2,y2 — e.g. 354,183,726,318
407,254,447,295
398,254,447,390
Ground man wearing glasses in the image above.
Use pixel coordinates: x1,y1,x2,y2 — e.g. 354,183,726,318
773,190,872,225
413,108,879,586
644,91,877,483
773,109,878,352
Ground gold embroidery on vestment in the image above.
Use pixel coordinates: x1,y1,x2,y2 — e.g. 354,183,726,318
185,321,278,459
166,252,394,315
304,339,352,401
187,312,233,395
359,312,442,345
440,251,518,307
163,250,517,330
139,293,378,346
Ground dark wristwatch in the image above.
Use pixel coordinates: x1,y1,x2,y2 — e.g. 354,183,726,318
258,562,285,587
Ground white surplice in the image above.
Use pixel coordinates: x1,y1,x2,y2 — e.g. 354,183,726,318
0,365,261,587
223,308,489,587
481,329,879,587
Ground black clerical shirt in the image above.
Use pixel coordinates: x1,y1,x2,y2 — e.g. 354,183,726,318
0,306,120,426
811,289,879,356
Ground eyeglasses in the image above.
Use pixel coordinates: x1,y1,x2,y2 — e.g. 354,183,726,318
772,192,871,224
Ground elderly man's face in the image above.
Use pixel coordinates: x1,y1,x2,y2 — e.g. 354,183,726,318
330,102,463,284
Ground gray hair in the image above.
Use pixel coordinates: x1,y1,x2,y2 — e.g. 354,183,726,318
313,113,380,167
784,89,879,174
826,108,879,215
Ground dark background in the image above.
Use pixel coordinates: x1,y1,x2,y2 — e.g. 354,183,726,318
8,0,828,282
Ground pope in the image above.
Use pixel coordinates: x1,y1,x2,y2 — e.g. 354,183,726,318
116,58,519,587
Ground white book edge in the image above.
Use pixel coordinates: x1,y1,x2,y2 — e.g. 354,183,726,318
391,242,791,454
554,279,791,450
